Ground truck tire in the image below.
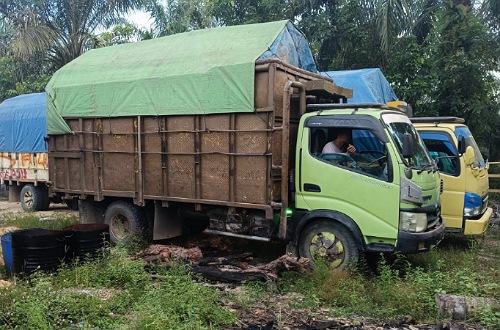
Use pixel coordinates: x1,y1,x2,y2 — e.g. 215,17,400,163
20,184,44,212
298,220,359,271
104,201,145,244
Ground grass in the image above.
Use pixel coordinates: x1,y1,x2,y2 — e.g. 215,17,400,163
2,260,236,329
0,246,236,329
0,212,236,329
275,226,500,327
0,211,79,231
0,211,499,328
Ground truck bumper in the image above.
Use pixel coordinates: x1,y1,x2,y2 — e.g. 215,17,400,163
395,220,445,254
463,207,493,235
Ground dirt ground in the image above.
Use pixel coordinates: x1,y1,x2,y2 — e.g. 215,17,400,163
0,198,77,217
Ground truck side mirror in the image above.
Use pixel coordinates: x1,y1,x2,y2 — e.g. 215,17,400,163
457,135,466,154
464,146,476,166
402,133,414,159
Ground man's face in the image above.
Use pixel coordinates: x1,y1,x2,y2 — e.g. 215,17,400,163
336,132,350,149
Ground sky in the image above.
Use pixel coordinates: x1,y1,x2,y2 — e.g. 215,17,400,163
127,10,153,30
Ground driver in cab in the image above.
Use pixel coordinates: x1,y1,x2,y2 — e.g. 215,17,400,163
322,129,356,154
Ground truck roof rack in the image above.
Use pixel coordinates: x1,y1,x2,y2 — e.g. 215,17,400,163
307,103,389,110
410,116,465,124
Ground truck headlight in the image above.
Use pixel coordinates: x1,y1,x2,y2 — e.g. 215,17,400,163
400,212,428,232
464,192,482,217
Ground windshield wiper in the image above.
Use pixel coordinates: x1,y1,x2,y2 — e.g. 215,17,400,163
417,162,437,174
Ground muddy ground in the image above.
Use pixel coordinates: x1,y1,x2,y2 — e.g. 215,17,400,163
0,191,497,329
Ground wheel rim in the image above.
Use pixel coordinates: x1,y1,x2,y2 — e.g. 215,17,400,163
308,231,345,268
23,190,34,208
110,213,131,241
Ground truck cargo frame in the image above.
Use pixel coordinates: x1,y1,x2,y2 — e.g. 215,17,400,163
48,59,350,240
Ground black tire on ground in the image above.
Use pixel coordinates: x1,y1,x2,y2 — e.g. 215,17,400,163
20,184,44,212
104,201,146,244
298,220,359,271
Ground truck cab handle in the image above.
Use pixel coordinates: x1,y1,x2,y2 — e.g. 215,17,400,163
304,183,321,193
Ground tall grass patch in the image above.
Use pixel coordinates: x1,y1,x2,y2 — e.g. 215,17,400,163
130,263,236,329
0,212,78,230
279,226,499,324
0,247,236,329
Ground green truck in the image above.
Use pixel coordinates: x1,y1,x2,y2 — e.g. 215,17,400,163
45,21,444,269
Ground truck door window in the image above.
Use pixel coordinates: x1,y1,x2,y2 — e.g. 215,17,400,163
455,127,486,168
419,132,460,176
383,116,433,171
310,127,390,181
419,132,459,176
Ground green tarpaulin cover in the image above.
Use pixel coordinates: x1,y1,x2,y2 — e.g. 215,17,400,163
46,20,311,134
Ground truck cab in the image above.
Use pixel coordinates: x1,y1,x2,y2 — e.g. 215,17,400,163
289,104,444,269
411,117,492,235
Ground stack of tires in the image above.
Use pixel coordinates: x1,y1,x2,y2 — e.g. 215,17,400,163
1,224,109,276
63,224,110,262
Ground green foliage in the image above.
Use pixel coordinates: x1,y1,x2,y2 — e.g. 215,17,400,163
0,0,153,70
10,73,50,96
206,0,292,26
305,0,384,71
0,55,16,101
0,248,235,329
0,53,52,102
131,264,236,329
0,212,78,230
277,227,500,323
422,0,500,160
385,35,438,116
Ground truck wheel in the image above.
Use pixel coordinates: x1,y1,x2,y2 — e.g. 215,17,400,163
104,201,145,244
298,220,359,270
20,184,44,212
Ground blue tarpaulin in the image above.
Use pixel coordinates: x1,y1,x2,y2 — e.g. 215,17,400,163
321,68,397,103
0,93,47,152
258,21,317,73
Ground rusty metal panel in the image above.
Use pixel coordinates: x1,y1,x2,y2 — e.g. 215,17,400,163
166,116,195,199
142,117,163,197
100,118,136,193
200,115,230,201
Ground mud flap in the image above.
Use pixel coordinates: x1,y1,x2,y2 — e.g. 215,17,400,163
153,202,183,240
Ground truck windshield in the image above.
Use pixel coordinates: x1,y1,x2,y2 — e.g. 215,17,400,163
455,126,486,168
382,113,433,170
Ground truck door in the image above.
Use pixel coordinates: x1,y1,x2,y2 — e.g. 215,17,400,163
296,115,400,242
418,131,464,231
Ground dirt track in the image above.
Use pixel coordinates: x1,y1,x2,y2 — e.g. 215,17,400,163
0,198,77,217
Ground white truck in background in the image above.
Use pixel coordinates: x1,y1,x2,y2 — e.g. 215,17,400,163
0,93,76,211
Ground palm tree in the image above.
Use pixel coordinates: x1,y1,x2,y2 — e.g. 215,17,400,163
481,0,500,30
375,0,443,52
0,0,153,70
